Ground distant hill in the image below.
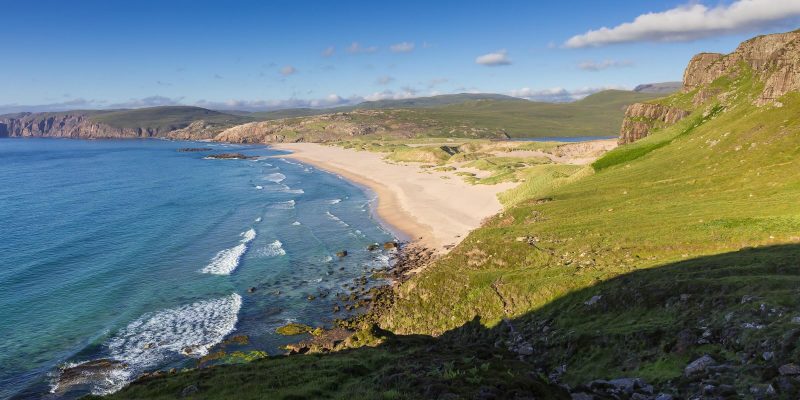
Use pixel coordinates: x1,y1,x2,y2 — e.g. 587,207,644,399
1,91,660,140
89,106,251,131
247,93,523,120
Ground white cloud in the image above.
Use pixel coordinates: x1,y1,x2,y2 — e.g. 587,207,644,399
509,86,626,102
321,46,335,57
565,0,800,48
346,42,378,54
280,65,297,76
376,75,395,85
363,88,418,102
475,50,511,66
110,96,184,108
578,59,634,71
390,42,415,53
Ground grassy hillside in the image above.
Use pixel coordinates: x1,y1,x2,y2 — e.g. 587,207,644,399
380,65,800,394
248,90,660,138
386,90,662,137
89,106,252,131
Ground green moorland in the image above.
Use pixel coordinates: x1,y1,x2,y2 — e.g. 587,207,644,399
89,106,252,132
251,90,662,138
106,62,800,397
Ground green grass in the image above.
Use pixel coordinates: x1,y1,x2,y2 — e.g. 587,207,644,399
89,106,251,132
379,64,800,393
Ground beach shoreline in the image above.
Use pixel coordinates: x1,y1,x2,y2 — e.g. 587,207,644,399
272,143,516,252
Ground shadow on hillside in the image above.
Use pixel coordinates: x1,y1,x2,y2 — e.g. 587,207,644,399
104,244,800,399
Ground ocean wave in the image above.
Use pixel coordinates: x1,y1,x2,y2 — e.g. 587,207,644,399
264,172,286,183
255,217,262,223
325,211,349,227
256,240,286,257
255,185,263,190
271,200,295,210
327,198,342,205
291,221,301,226
201,229,256,275
264,183,303,194
54,294,242,395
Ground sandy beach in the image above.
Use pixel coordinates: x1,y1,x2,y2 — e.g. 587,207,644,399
273,143,517,251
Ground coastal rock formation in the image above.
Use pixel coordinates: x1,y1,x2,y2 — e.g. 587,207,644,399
619,30,800,144
618,103,690,144
0,112,164,138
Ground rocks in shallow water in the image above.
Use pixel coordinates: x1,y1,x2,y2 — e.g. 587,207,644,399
247,286,257,293
685,354,716,377
383,241,398,249
367,243,379,251
336,250,348,257
177,147,212,152
53,359,127,394
205,153,257,160
276,323,314,336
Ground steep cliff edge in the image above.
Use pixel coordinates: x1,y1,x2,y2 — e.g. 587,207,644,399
0,112,163,138
619,29,800,144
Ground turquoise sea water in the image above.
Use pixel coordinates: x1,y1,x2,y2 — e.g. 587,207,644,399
0,138,395,399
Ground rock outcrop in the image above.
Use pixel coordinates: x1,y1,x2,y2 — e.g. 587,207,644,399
620,29,800,144
618,103,690,144
0,112,162,138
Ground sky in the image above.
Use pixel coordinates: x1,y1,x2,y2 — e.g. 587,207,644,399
1,0,799,113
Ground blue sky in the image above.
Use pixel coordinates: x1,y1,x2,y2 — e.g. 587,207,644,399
1,0,799,112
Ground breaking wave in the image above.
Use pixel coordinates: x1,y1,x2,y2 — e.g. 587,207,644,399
256,240,286,257
201,229,256,275
53,294,242,395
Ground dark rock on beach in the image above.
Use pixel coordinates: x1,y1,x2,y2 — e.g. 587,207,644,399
205,153,258,160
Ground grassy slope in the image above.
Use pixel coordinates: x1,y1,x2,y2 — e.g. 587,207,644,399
372,90,661,138
381,68,800,390
89,106,252,131
251,90,661,139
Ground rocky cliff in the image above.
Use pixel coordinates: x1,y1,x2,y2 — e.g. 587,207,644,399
0,112,164,139
619,29,800,144
618,103,690,144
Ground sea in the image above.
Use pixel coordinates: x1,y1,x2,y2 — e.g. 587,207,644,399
0,138,397,399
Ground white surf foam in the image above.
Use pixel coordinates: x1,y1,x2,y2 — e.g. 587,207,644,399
255,185,264,190
256,240,286,257
255,217,262,223
201,229,256,275
55,294,242,395
325,211,349,227
271,200,296,210
327,198,342,205
291,221,301,226
264,172,286,183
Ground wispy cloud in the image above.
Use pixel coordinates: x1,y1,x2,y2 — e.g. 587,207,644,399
109,96,184,108
363,88,418,102
390,42,415,53
321,46,335,57
577,59,634,71
509,86,625,102
376,75,395,85
564,0,800,48
280,65,297,76
475,50,511,66
346,42,378,54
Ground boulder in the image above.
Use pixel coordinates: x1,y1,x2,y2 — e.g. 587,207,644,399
779,363,800,376
684,354,716,377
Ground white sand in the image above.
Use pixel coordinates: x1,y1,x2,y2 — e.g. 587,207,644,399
273,143,516,251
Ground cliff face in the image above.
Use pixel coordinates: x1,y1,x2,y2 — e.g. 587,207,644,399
619,30,800,144
0,113,163,139
618,103,690,144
